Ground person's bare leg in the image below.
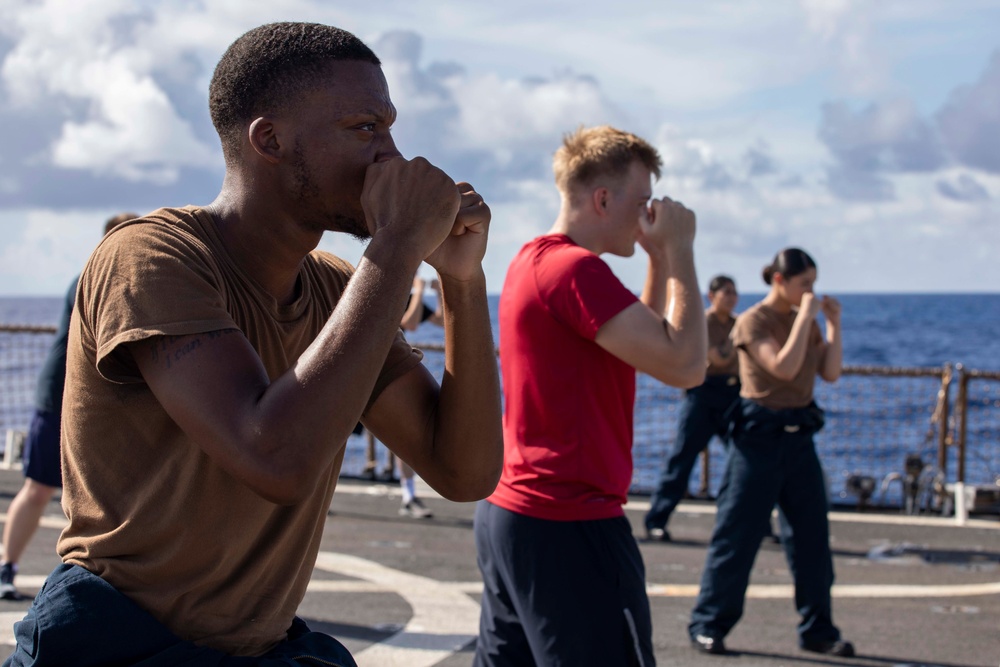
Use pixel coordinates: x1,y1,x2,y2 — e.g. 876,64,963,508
384,450,398,480
3,478,57,566
398,460,432,518
363,429,377,478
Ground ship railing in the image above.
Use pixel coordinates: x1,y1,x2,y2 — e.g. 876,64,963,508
0,327,996,518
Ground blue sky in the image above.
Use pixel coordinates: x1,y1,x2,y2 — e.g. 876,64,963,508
0,0,997,295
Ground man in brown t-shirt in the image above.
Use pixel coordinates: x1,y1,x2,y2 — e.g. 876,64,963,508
644,275,740,541
4,22,503,667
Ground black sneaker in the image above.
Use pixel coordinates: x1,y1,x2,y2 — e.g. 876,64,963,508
691,634,726,654
0,562,18,600
399,497,433,519
801,638,855,657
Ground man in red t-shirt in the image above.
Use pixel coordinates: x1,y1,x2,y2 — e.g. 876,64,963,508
474,126,708,666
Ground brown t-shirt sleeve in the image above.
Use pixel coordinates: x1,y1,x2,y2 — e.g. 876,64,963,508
77,220,236,384
731,307,767,351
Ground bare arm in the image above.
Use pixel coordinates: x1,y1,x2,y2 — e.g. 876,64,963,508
364,270,502,500
129,159,502,505
745,293,820,381
131,240,433,505
425,278,445,328
818,296,843,382
400,277,426,331
595,197,707,388
638,209,668,315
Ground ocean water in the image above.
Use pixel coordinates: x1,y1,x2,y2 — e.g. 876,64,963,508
2,293,998,508
3,293,998,369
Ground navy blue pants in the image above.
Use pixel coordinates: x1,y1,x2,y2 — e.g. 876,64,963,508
474,501,654,666
3,563,357,666
645,375,739,531
689,400,841,646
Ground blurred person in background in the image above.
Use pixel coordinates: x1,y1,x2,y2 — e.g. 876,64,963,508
0,212,135,601
644,274,740,542
361,274,445,518
688,247,851,657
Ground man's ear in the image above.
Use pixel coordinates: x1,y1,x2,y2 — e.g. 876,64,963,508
591,187,610,217
247,117,282,164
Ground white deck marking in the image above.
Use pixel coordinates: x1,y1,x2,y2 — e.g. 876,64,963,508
313,551,480,666
0,612,23,647
644,581,1000,599
449,579,1000,599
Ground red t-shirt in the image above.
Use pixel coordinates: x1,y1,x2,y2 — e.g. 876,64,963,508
488,234,639,521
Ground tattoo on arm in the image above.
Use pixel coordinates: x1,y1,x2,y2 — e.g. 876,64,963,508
149,329,238,370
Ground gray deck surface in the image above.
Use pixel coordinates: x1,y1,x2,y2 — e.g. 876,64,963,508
0,469,997,666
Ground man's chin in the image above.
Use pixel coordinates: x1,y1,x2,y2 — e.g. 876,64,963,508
331,215,371,241
612,244,637,259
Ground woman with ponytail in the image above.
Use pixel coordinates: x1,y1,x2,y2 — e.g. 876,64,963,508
688,248,852,657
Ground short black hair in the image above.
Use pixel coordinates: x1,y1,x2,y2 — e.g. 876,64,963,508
762,247,817,285
209,22,381,162
708,275,735,293
104,212,138,235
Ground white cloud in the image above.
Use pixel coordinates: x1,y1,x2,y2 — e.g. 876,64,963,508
799,0,888,96
375,30,626,196
937,50,1000,174
0,209,115,294
1,0,215,184
0,1,997,295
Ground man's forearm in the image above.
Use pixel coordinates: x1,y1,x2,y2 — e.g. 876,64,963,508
641,254,669,315
663,247,706,361
430,270,503,500
269,245,419,448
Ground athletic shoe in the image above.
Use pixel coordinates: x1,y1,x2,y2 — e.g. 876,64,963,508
644,526,672,542
0,562,18,600
800,638,856,657
691,634,726,654
399,498,433,519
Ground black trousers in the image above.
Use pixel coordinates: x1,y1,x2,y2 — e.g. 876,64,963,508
645,375,740,531
689,399,840,646
474,501,654,666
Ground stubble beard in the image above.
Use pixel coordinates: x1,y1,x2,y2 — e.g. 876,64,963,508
292,143,372,241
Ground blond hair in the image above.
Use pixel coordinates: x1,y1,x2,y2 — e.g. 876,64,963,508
553,125,662,197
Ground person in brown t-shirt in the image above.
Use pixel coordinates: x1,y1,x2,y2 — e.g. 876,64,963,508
4,23,503,667
689,247,852,658
644,275,740,541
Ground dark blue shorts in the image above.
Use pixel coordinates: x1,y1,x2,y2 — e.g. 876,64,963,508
22,411,61,488
3,563,357,666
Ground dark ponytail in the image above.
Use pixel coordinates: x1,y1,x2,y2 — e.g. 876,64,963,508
762,247,816,285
